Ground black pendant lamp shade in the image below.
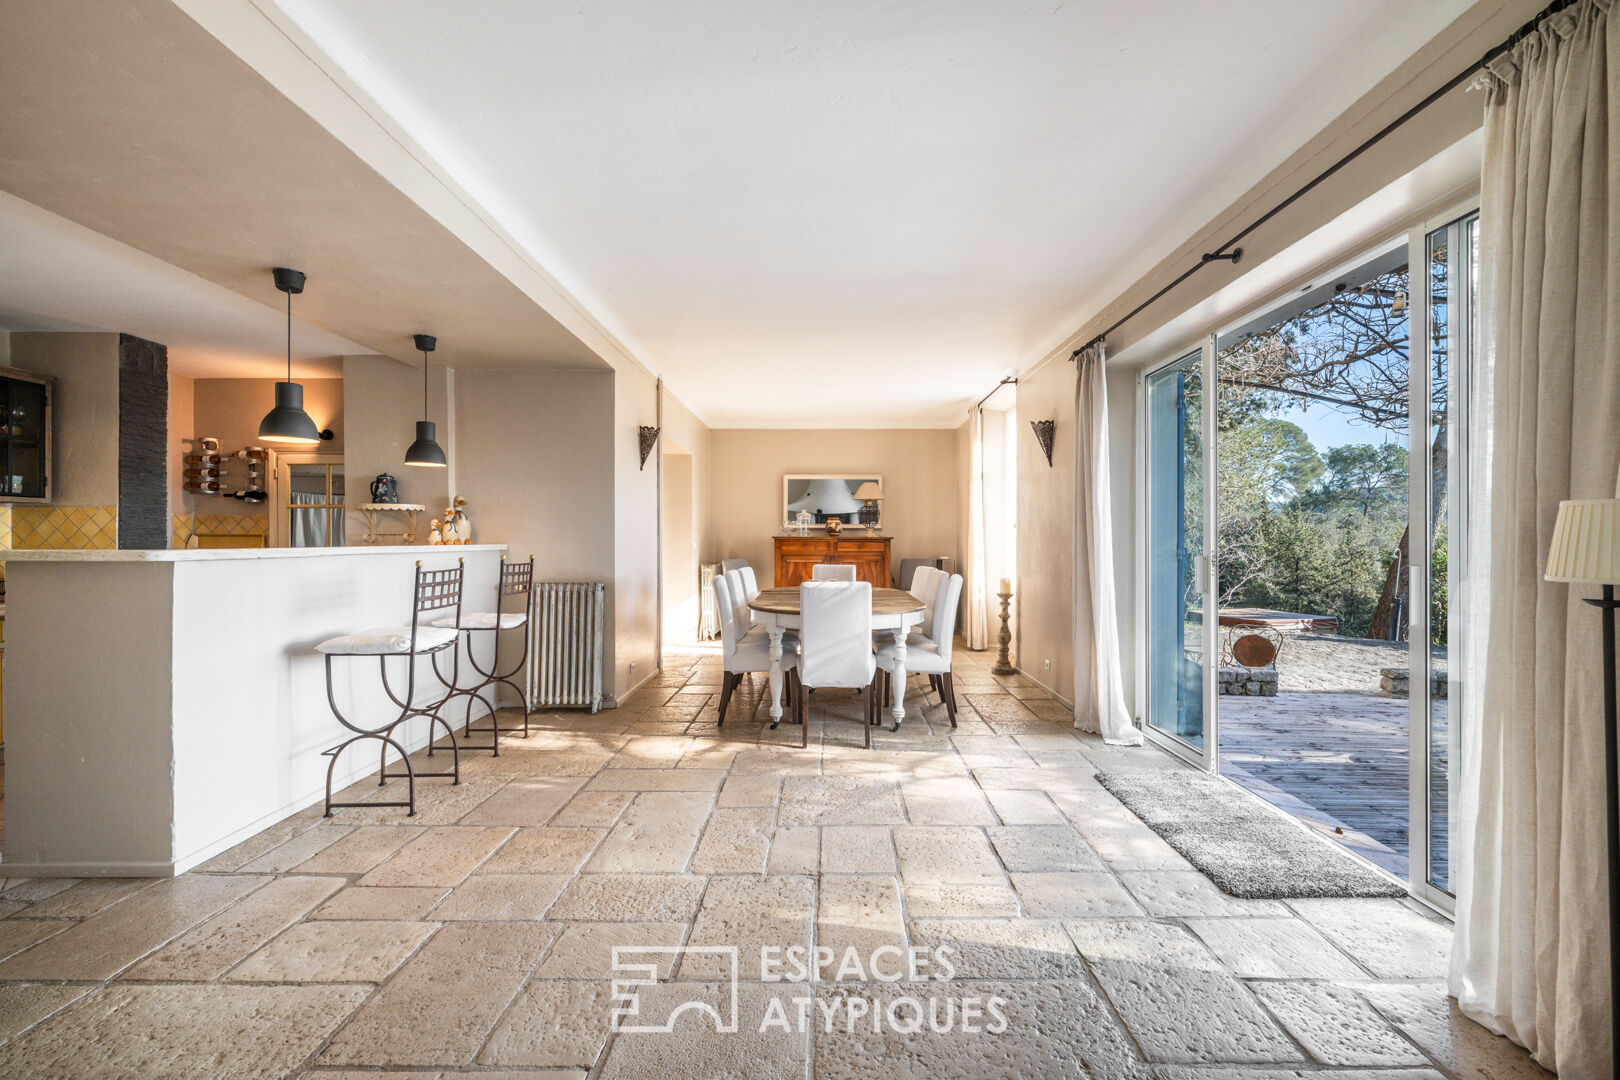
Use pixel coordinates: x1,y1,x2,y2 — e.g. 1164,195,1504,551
405,333,447,468
259,267,322,445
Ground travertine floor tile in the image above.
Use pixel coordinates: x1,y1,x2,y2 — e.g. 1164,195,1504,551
902,883,1023,918
767,826,819,874
1115,870,1290,917
550,790,634,826
239,824,352,873
288,825,424,875
682,876,814,980
907,917,1086,979
778,777,907,825
690,807,773,874
193,808,324,872
477,980,613,1067
226,918,437,982
586,791,713,872
1050,791,1195,870
0,874,266,982
1289,898,1452,978
1251,981,1428,1066
430,873,570,920
585,768,726,792
1065,919,1298,1064
478,827,606,874
595,982,811,1080
606,735,692,768
0,918,73,963
988,824,1104,872
982,787,1067,824
533,921,688,979
813,980,1148,1080
820,826,897,874
12,877,152,919
1010,872,1145,918
357,825,515,887
0,982,94,1044
458,777,588,826
894,827,1004,885
124,876,344,980
817,875,906,979
319,922,555,1066
717,773,781,807
0,983,368,1079
549,874,708,922
901,778,998,825
310,886,449,922
1356,980,1553,1079
1186,916,1366,979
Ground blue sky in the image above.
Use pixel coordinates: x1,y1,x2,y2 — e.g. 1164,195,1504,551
1274,398,1406,452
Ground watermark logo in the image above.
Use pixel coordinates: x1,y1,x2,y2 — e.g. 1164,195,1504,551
610,945,740,1034
608,944,1007,1036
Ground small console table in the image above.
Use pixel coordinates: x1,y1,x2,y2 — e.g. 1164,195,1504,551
356,503,425,545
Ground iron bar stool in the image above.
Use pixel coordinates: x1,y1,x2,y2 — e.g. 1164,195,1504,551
316,559,466,816
431,554,535,750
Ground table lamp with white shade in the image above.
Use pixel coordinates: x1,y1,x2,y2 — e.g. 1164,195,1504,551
1544,471,1620,1069
854,481,884,532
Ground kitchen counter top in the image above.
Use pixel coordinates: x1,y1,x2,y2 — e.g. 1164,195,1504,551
1,543,506,563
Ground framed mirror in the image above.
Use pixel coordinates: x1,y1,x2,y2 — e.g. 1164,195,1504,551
783,474,883,530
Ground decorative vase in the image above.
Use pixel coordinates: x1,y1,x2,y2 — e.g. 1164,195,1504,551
825,517,842,536
370,473,399,504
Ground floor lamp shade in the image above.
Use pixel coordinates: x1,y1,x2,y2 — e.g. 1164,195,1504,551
1546,497,1620,584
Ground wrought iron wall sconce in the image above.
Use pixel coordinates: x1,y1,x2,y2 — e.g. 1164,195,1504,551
1030,419,1055,467
638,426,660,470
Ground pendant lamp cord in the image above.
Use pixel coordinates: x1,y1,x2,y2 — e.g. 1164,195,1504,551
285,289,292,382
421,346,429,420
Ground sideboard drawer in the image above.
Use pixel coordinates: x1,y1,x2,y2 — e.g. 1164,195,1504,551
776,539,832,556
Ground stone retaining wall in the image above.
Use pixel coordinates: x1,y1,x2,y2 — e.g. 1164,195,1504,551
1218,667,1278,697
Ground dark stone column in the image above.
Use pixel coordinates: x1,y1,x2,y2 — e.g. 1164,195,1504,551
118,333,168,549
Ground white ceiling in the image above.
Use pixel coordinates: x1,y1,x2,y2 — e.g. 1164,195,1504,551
268,0,1469,425
0,190,367,377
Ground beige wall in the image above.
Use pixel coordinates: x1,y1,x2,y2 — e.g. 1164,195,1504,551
187,377,344,520
9,332,120,506
711,428,959,587
343,356,449,537
614,364,660,699
1015,360,1076,701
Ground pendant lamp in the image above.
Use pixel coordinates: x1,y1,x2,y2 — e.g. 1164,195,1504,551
258,267,322,445
404,333,447,467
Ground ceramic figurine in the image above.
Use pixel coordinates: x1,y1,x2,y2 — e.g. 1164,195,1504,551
428,519,443,545
825,516,842,536
443,497,472,544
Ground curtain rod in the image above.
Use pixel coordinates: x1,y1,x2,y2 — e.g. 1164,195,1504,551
973,377,1017,411
1069,0,1577,361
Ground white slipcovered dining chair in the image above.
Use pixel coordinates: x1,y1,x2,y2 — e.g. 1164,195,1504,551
907,565,947,633
877,572,964,728
811,564,857,581
796,580,879,748
721,557,748,573
714,573,796,725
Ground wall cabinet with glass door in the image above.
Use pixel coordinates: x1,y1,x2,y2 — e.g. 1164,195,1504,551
0,367,52,504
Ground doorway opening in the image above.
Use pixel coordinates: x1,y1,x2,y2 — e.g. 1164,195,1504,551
661,438,698,646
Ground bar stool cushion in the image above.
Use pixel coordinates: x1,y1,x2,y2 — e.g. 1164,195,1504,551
315,625,459,655
430,612,529,630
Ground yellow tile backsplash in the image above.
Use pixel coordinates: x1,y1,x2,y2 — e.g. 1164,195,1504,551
173,513,269,548
11,505,117,550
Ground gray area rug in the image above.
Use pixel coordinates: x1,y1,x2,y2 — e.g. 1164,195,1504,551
1094,771,1408,899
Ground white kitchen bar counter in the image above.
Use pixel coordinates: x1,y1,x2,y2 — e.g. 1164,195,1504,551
2,544,508,876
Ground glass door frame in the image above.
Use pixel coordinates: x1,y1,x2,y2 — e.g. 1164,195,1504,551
1134,335,1219,771
1134,216,1478,906
1406,198,1479,915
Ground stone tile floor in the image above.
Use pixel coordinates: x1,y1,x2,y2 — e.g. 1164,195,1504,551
0,643,1546,1078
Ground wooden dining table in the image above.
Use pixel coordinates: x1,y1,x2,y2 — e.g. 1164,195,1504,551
748,586,927,730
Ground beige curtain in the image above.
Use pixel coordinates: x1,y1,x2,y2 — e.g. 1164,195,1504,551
1451,4,1620,1075
964,406,991,649
1073,344,1140,745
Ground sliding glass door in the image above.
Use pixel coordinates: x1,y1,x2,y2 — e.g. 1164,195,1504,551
1139,208,1478,905
1410,208,1478,907
1142,345,1215,766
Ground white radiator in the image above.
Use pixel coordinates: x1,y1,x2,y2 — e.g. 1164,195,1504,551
699,562,720,640
528,582,606,713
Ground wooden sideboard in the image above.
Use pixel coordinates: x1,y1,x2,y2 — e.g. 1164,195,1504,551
773,535,892,588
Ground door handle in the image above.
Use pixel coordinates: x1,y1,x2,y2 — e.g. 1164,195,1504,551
1192,555,1208,596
